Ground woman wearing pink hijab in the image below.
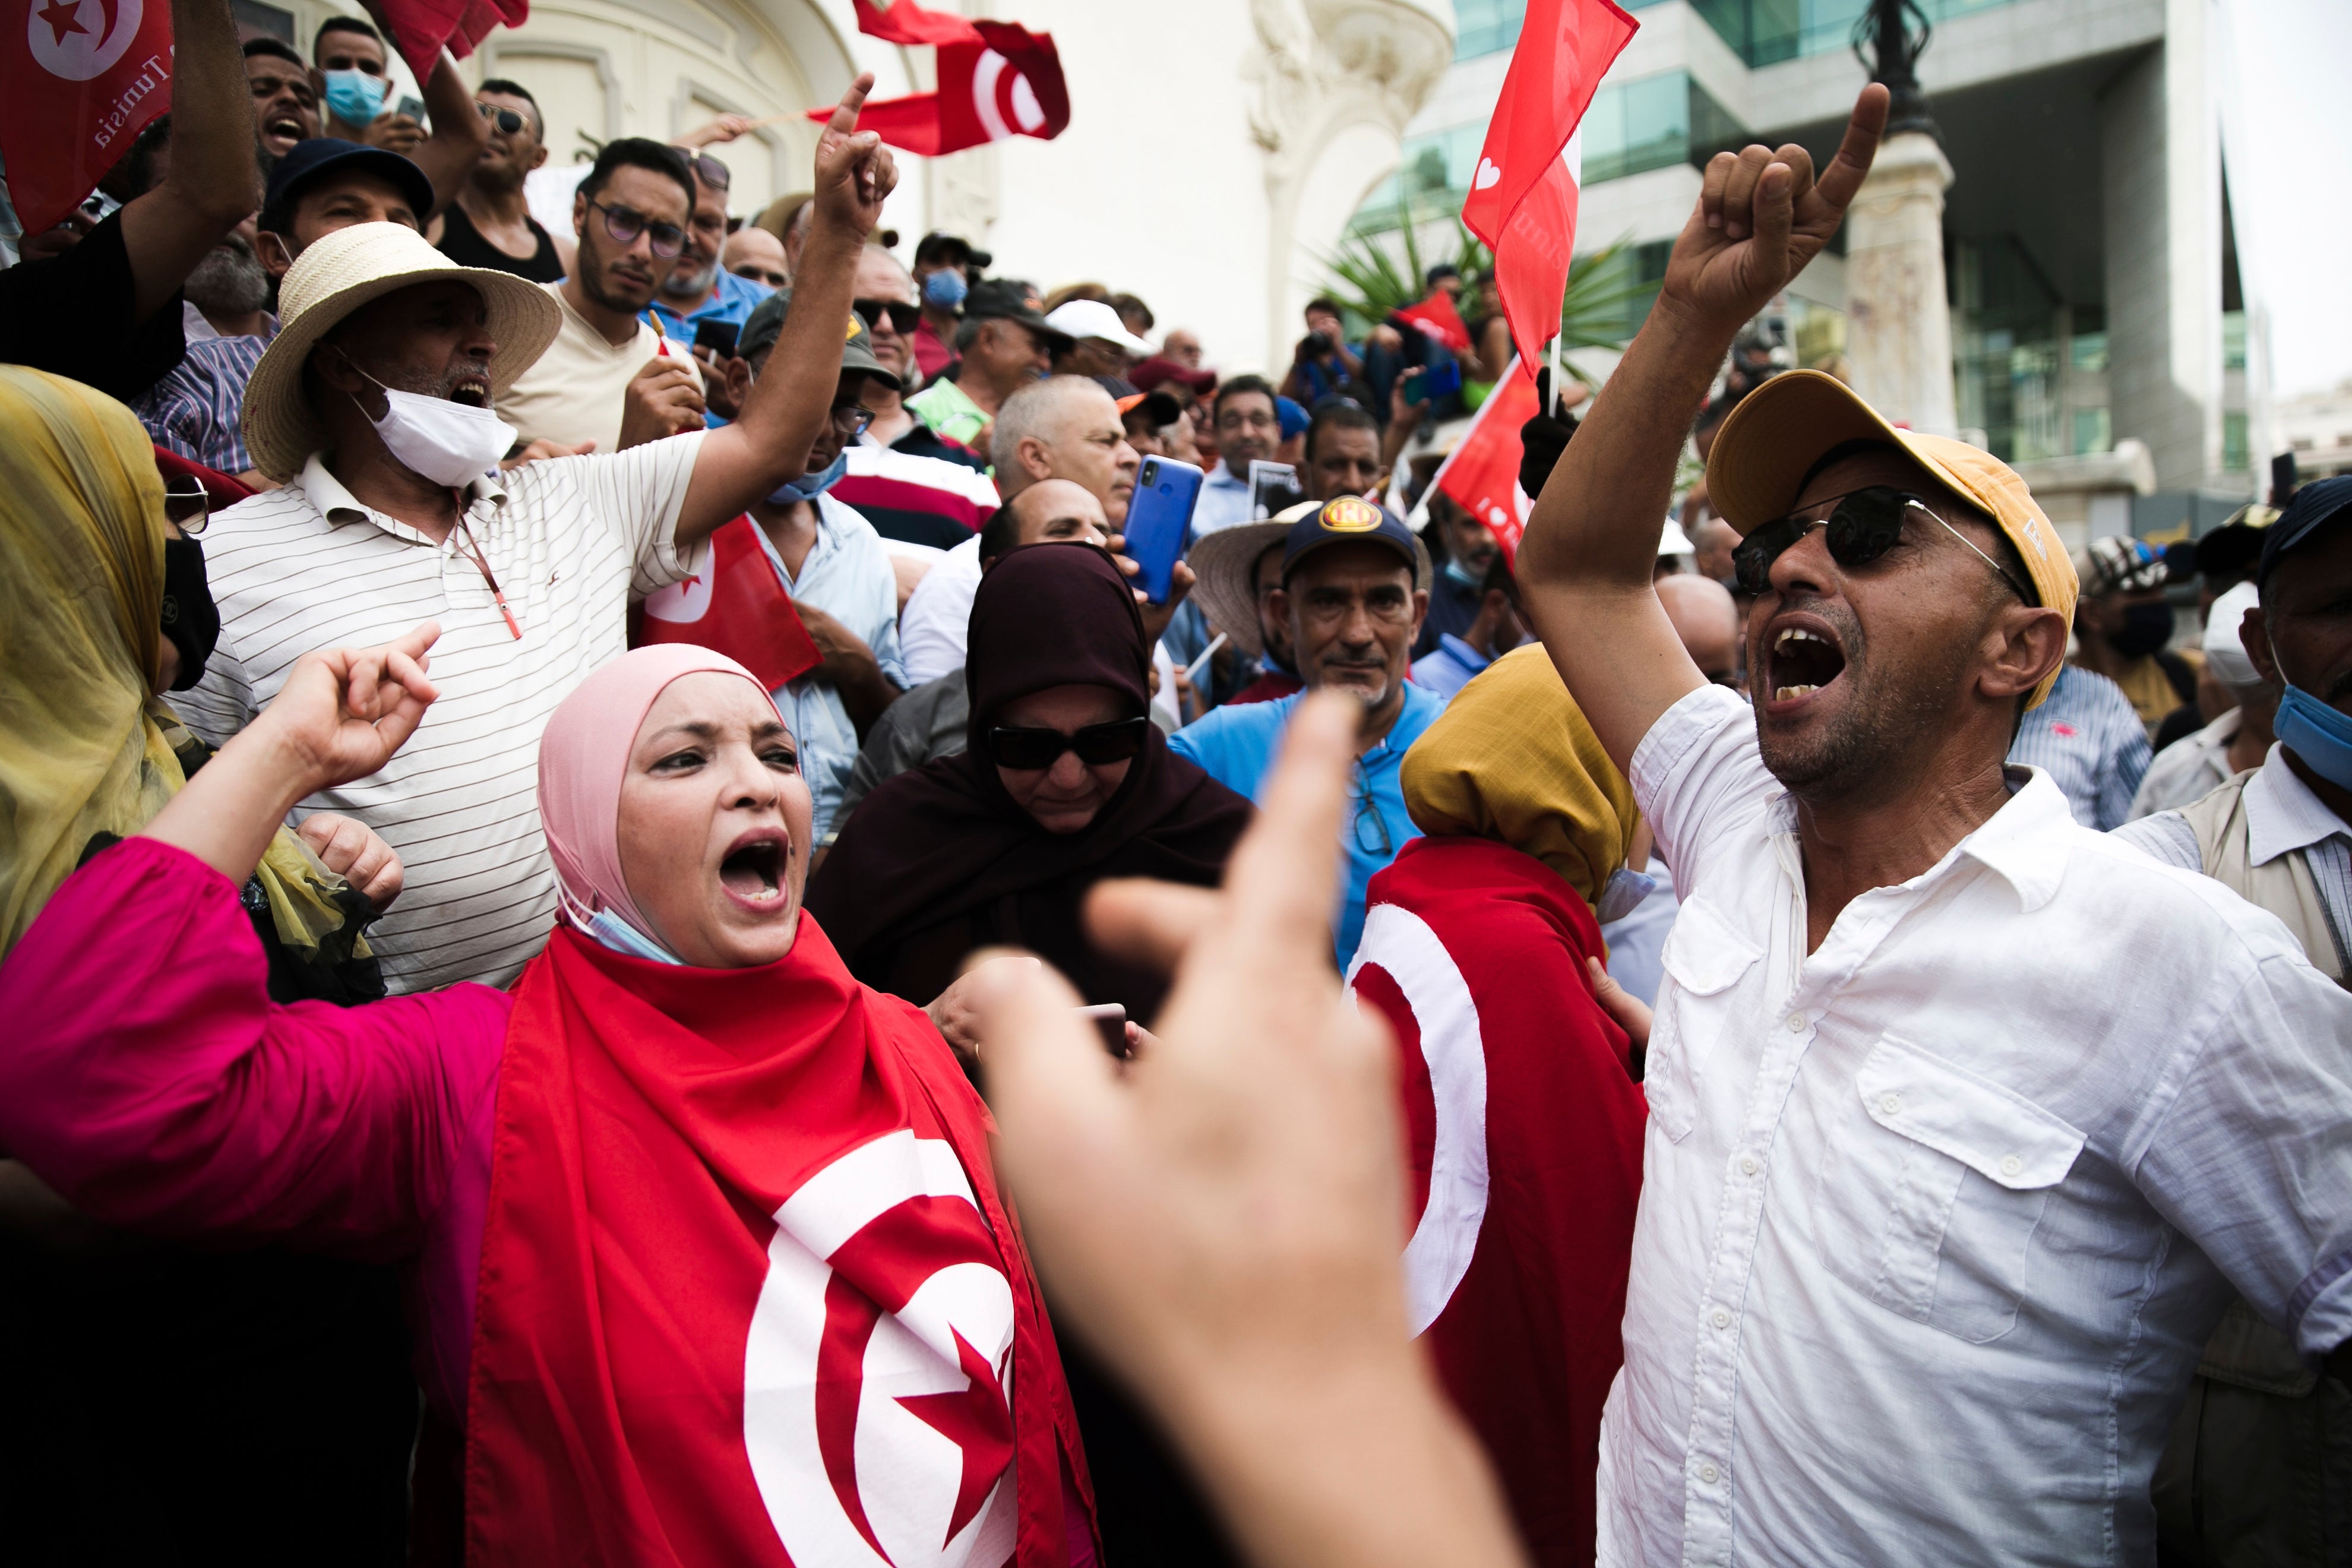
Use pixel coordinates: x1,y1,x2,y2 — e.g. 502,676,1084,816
0,625,1095,1568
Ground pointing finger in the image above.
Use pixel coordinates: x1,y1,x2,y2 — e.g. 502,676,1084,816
1813,83,1889,216
825,72,875,137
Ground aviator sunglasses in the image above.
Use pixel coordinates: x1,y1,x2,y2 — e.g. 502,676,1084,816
985,716,1151,772
853,297,922,334
1733,485,2031,603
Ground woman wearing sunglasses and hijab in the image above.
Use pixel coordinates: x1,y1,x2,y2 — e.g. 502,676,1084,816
0,627,1098,1566
811,543,1253,1046
0,366,422,1560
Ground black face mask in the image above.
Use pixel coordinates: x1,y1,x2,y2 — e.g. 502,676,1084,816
2104,600,2175,660
160,535,221,691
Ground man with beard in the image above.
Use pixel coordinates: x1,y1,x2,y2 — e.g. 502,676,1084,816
1516,83,2352,1566
647,153,773,350
428,79,566,283
1172,496,1437,966
132,138,436,486
500,138,707,456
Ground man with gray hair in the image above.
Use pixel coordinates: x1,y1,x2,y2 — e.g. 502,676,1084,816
900,375,1193,684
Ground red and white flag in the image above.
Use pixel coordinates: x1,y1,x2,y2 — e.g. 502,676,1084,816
632,516,823,692
807,0,1068,157
1459,0,1638,371
2,0,175,236
1425,357,1541,565
371,0,527,88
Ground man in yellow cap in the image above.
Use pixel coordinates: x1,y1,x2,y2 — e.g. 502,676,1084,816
1515,82,2352,1567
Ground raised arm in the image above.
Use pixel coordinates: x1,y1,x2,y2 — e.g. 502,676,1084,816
674,76,896,551
116,0,265,323
403,46,495,219
1515,84,1886,776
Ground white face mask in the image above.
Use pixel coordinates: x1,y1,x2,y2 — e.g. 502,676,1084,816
347,365,517,487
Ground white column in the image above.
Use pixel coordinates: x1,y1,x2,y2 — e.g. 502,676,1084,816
1842,130,1958,437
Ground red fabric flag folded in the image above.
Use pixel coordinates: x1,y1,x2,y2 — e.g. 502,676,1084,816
2,0,175,236
1427,357,1540,566
1392,289,1472,357
1459,0,1637,370
813,1,1068,157
631,516,823,692
371,0,526,87
1348,837,1645,1567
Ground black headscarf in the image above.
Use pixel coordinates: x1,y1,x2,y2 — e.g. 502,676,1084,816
809,543,1253,1020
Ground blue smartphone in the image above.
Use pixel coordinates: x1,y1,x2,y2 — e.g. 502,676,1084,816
1122,456,1201,605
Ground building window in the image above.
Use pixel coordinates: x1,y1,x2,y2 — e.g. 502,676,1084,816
2223,311,2247,372
2224,412,2249,472
1581,72,1744,185
1690,0,2025,69
2072,408,2110,456
1454,0,1676,61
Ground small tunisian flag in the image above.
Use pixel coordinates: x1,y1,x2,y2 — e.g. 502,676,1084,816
1425,357,1541,565
371,0,527,88
1348,837,1645,1566
1459,0,1638,369
808,0,1069,157
631,516,823,691
1392,287,1472,356
3,0,175,236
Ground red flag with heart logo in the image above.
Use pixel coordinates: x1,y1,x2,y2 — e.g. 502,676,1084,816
631,516,823,693
2,0,175,236
465,919,1093,1566
1348,836,1645,1566
1426,356,1540,565
1392,289,1472,357
808,0,1068,157
369,0,527,87
1459,0,1637,371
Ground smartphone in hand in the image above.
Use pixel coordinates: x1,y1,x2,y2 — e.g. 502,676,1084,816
694,318,742,359
1122,456,1201,605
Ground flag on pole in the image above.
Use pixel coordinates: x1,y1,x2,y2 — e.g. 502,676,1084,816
1459,0,1638,372
810,0,1069,157
2,0,175,236
371,0,529,89
631,516,823,692
1427,357,1542,566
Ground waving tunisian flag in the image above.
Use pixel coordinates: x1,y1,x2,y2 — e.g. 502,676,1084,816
1459,0,1638,371
2,0,175,236
369,0,529,87
807,0,1068,157
631,517,822,693
1425,357,1540,565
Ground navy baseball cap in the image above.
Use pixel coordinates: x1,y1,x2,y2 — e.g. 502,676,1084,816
261,139,435,233
2258,475,2352,585
1281,494,1421,584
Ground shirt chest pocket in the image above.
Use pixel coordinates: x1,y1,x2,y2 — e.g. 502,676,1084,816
1646,896,1762,1143
1812,1035,2086,1343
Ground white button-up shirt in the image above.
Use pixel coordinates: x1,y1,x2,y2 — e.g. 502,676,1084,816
1605,685,2352,1568
178,436,705,992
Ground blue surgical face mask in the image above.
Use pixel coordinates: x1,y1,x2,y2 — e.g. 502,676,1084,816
1441,555,1484,591
580,905,684,965
1595,864,1659,926
321,68,388,128
769,448,849,505
2274,682,2352,792
922,267,968,310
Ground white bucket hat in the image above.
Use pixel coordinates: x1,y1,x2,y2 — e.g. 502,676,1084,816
241,221,564,482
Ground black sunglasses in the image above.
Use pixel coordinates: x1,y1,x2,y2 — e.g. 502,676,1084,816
475,101,526,135
586,197,685,258
853,297,922,334
1732,486,2030,603
985,716,1150,771
162,479,210,536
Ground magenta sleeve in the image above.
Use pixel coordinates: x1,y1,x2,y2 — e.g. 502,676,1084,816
0,834,512,1263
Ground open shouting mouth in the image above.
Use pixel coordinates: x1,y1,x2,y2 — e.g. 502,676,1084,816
1763,615,1848,710
718,828,792,909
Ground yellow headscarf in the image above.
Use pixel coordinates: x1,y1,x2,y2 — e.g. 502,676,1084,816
0,367,364,959
1400,644,1640,911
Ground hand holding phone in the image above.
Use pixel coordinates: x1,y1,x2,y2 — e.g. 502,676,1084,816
1121,456,1202,605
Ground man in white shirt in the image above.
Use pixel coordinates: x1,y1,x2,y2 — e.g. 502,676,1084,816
178,83,899,992
498,138,707,456
1516,84,2352,1566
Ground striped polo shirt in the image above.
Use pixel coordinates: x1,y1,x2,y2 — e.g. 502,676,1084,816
176,435,706,992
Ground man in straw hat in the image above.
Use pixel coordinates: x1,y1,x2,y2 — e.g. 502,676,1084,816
173,77,899,995
1515,82,2352,1564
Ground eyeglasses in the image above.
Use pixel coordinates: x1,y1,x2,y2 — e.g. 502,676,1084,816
585,198,685,258
1732,486,2031,603
828,402,876,437
475,101,526,135
162,479,210,536
985,716,1150,771
853,297,921,334
1349,769,1393,856
687,154,731,192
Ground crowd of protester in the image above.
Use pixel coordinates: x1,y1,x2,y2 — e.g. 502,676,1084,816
0,18,2347,1567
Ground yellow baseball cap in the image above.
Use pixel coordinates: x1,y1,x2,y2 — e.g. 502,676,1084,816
1705,369,2078,707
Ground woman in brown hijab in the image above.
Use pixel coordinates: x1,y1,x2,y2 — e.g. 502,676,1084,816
811,542,1253,1029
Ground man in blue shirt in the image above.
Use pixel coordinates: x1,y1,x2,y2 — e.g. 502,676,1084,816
1171,495,1443,965
647,155,772,358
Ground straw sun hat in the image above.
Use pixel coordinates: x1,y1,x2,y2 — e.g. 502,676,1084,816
241,221,564,482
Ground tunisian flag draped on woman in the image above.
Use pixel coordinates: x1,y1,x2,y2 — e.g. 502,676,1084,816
465,918,1093,1567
